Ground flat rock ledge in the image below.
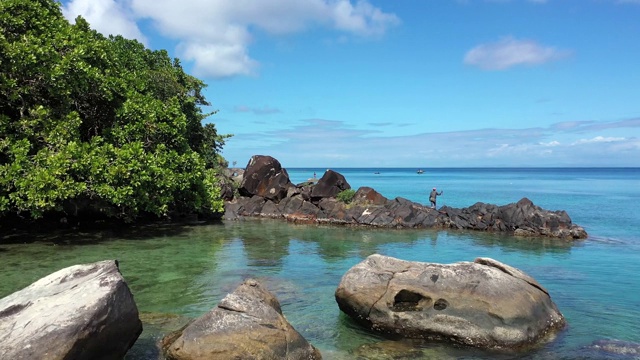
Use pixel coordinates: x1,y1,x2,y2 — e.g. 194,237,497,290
162,278,322,360
223,155,587,240
0,260,142,360
335,254,566,351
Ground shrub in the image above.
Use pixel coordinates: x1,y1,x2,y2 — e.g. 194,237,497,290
337,189,356,204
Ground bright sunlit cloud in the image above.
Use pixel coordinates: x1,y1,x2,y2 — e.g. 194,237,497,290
63,0,400,78
62,0,148,45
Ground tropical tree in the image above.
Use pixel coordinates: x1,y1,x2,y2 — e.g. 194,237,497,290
0,0,230,223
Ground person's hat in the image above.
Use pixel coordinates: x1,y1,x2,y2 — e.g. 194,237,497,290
433,187,436,190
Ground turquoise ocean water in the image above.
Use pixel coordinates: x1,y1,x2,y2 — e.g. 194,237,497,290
1,168,639,359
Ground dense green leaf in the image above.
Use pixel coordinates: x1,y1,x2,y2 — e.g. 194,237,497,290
0,0,230,222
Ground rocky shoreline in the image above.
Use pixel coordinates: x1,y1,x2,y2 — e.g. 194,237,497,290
0,155,597,359
223,155,587,240
4,257,637,359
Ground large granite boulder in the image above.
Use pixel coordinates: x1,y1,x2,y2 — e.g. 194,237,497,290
335,254,565,350
239,155,292,201
0,260,142,360
310,169,350,200
162,278,322,360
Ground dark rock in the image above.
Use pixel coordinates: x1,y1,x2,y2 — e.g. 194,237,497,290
239,196,267,216
239,155,292,201
0,260,142,360
222,200,241,220
162,279,322,360
310,170,350,200
219,182,234,201
260,200,282,218
335,254,565,350
280,195,324,223
352,187,388,205
319,198,351,222
278,195,305,215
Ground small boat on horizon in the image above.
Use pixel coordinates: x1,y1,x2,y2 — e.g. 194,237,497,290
416,169,425,174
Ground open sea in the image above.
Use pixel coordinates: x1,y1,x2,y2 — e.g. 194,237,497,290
1,167,639,359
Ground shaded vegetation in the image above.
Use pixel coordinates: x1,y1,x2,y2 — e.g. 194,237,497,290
0,0,231,226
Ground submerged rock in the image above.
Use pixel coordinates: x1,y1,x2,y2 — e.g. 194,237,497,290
0,260,142,360
335,254,565,350
162,278,322,360
587,339,640,358
351,340,460,360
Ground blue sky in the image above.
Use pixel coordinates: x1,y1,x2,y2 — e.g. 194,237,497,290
60,0,640,168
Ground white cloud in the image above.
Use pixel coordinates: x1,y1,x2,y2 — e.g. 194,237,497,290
178,40,259,78
62,0,148,45
464,36,570,70
63,0,399,79
222,117,640,167
572,136,626,145
234,105,281,115
330,0,401,36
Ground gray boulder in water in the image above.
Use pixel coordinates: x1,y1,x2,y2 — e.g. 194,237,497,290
335,254,565,350
162,278,322,360
0,260,142,360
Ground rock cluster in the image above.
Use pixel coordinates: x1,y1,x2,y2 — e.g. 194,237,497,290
224,155,587,239
0,255,569,356
1,263,321,360
335,254,566,350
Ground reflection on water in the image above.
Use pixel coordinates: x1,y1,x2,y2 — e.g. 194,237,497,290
1,219,639,359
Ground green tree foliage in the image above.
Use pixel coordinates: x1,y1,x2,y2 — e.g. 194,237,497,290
0,0,230,222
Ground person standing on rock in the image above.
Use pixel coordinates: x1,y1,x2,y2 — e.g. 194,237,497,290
429,187,443,209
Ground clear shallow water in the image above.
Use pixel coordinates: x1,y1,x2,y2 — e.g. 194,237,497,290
1,168,639,359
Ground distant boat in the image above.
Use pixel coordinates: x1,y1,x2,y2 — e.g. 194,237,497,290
416,169,425,174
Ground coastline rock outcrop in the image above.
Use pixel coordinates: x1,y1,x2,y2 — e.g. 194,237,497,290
0,260,142,360
310,169,350,200
162,278,322,360
441,198,587,239
239,155,292,201
334,254,565,350
223,155,587,239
